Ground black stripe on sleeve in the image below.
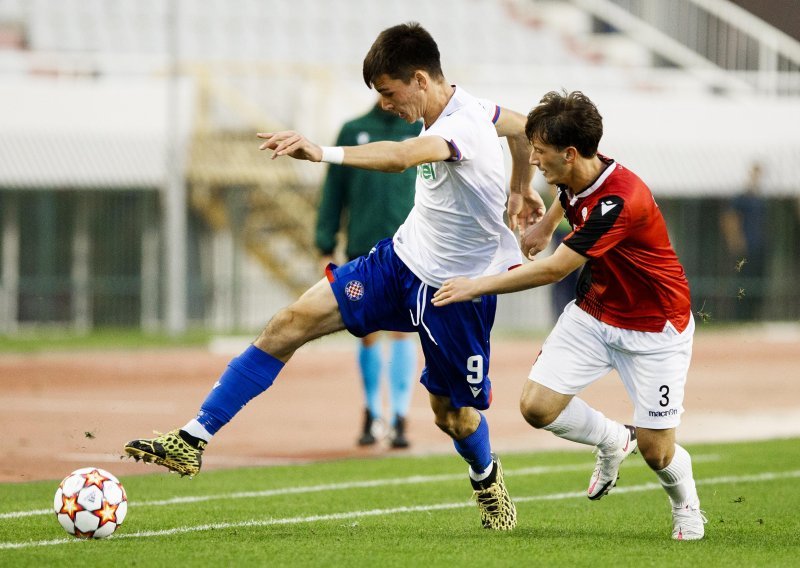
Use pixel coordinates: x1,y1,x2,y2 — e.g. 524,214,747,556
564,195,625,256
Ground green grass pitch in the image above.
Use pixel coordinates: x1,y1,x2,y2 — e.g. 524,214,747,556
2,438,799,566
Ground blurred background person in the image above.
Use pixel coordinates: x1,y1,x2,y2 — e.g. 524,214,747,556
720,161,768,321
315,99,420,448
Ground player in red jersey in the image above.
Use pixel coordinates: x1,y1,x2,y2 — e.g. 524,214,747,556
433,90,706,541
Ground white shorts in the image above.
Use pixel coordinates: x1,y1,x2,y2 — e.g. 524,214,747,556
529,301,694,429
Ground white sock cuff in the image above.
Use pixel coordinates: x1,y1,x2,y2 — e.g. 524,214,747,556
543,397,588,436
657,444,699,508
543,396,621,449
181,418,213,442
469,460,495,482
657,444,692,485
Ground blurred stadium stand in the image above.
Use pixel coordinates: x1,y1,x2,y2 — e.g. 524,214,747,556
0,0,798,334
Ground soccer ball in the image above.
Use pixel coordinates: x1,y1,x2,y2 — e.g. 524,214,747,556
53,467,128,539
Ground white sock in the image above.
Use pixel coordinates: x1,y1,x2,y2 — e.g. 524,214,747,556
543,396,624,450
181,418,213,443
469,461,495,483
656,444,699,509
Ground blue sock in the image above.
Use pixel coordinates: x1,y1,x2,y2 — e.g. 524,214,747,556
358,342,382,419
196,345,284,435
453,413,493,474
389,337,416,420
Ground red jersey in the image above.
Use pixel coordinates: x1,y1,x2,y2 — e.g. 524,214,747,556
559,156,691,332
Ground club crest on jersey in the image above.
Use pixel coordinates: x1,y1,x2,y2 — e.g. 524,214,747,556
581,206,588,221
418,163,436,180
344,280,365,301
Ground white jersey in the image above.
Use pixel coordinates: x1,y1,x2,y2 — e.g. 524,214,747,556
393,86,522,288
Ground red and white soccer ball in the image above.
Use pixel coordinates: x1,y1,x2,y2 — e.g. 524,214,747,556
53,467,128,539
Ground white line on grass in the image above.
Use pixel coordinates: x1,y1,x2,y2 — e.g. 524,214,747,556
0,454,720,520
2,468,797,551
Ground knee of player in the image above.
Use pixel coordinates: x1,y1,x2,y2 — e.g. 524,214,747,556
432,412,471,439
519,397,551,429
261,305,313,349
638,443,672,471
432,413,456,437
268,305,296,329
271,303,317,333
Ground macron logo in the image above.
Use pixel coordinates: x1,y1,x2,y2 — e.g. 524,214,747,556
601,201,618,216
469,386,482,397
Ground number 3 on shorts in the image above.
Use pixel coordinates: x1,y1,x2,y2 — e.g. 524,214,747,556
659,384,670,407
466,355,484,384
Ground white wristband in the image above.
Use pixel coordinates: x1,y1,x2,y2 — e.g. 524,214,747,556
320,146,344,164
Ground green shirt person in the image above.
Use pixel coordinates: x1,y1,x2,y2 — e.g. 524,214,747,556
315,102,420,449
315,103,420,259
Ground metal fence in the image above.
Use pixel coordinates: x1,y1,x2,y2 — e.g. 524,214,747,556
577,0,800,95
1,188,797,333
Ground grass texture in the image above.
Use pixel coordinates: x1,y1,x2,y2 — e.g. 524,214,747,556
1,438,799,567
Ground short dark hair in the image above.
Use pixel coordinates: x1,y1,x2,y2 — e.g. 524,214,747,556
525,90,603,158
362,22,444,87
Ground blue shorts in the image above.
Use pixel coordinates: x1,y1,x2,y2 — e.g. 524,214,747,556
326,239,497,410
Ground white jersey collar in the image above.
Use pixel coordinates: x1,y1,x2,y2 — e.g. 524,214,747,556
562,156,616,205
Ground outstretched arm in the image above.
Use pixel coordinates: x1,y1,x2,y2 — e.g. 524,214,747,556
431,243,587,306
257,130,452,173
493,108,545,232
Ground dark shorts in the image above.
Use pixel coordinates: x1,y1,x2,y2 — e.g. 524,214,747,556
326,239,497,410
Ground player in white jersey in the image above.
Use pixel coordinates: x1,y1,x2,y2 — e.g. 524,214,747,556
394,87,523,287
124,22,544,531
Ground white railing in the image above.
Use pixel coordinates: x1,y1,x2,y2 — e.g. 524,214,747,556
571,0,800,96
